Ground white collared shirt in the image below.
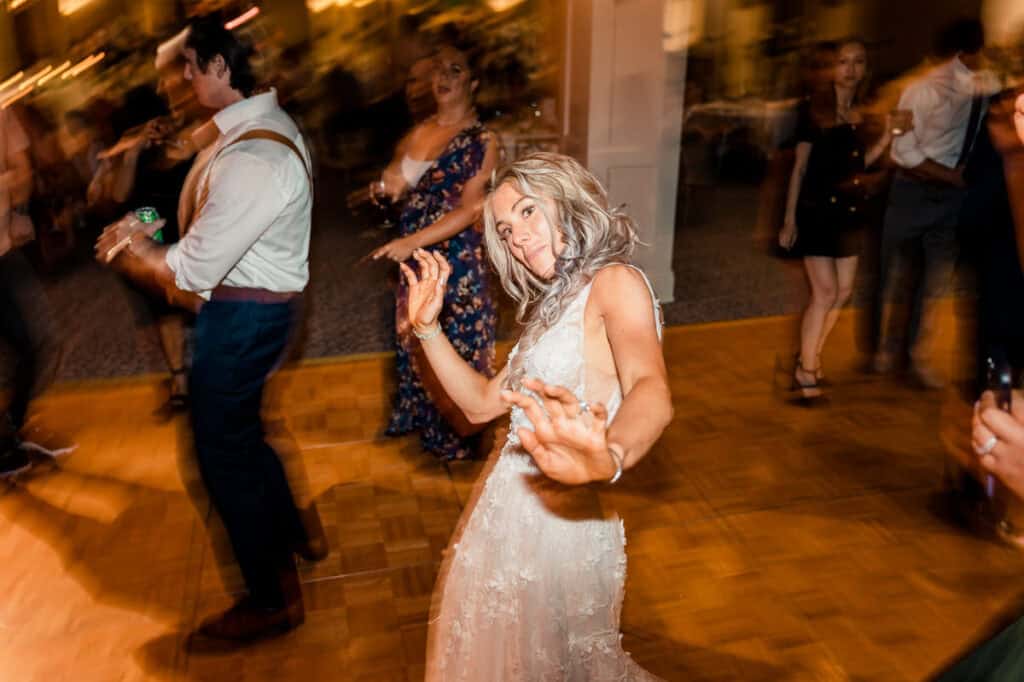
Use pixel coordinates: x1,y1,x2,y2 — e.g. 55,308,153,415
166,89,312,298
890,57,999,169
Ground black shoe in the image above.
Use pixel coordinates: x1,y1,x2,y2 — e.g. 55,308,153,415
195,597,305,641
0,447,31,478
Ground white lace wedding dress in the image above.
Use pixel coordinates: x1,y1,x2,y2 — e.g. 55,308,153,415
425,269,663,681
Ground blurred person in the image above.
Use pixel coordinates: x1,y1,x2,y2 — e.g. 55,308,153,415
958,85,1024,396
404,153,672,679
95,16,323,641
368,42,499,461
868,18,996,389
920,88,1024,682
273,44,312,115
90,32,209,411
0,104,69,477
1005,89,1024,268
16,103,86,269
780,40,902,402
405,53,438,124
61,109,103,187
86,87,167,215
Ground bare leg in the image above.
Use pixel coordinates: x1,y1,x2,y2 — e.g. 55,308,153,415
815,256,859,373
156,313,187,398
797,257,839,394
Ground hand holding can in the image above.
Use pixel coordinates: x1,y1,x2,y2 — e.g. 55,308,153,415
135,207,164,243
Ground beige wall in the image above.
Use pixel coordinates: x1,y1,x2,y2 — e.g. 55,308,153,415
562,0,682,301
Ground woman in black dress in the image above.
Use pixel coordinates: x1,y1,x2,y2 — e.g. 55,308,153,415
780,39,903,401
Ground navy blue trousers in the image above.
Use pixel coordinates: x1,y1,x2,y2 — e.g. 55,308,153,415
190,299,304,608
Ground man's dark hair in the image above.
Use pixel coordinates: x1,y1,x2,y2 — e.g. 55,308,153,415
936,18,985,58
185,14,257,97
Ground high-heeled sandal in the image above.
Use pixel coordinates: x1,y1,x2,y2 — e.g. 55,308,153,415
792,351,830,387
791,357,825,405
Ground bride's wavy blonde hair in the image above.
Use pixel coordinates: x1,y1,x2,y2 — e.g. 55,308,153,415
482,152,640,387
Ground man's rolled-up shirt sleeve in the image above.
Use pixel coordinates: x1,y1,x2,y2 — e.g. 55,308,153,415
165,150,287,294
890,83,938,169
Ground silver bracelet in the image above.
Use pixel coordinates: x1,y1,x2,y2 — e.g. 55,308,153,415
412,324,442,341
606,445,624,484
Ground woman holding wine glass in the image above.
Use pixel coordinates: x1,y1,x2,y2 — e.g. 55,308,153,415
366,41,499,461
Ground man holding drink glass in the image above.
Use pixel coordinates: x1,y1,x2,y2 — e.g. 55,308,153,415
96,16,323,641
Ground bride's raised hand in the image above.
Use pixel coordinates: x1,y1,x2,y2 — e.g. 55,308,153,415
501,378,620,485
399,248,450,334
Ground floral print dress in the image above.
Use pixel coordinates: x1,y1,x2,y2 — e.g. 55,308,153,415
385,122,496,460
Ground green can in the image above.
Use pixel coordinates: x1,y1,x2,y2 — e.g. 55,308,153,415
134,206,163,243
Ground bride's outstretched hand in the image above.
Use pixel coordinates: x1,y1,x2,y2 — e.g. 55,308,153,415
501,378,618,485
399,248,450,333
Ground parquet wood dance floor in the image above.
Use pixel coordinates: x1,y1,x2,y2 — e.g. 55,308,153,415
2,306,1022,681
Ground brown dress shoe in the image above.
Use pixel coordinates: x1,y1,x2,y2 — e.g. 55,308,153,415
196,597,305,641
295,504,329,562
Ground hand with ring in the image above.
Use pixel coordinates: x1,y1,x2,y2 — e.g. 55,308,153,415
972,389,1024,499
94,211,165,266
500,377,617,485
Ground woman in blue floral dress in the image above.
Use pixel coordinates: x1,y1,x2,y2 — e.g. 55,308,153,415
369,43,498,460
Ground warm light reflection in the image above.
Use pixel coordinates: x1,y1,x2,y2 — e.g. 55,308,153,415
17,65,53,92
61,52,106,80
37,61,72,86
58,0,95,15
8,0,30,10
0,71,25,93
1,85,33,109
486,0,524,11
308,0,353,12
225,6,260,30
20,471,132,525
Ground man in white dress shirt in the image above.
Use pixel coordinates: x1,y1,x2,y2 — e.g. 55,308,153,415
869,19,994,388
97,17,319,641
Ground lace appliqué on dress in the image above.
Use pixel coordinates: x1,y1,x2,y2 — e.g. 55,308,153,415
425,268,664,681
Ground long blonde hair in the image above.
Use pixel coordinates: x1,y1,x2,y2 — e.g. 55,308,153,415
482,152,640,387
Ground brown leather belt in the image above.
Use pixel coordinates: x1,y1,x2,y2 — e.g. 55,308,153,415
210,285,300,304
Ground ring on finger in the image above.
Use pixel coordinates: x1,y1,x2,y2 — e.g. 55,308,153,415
577,400,590,417
979,435,999,456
